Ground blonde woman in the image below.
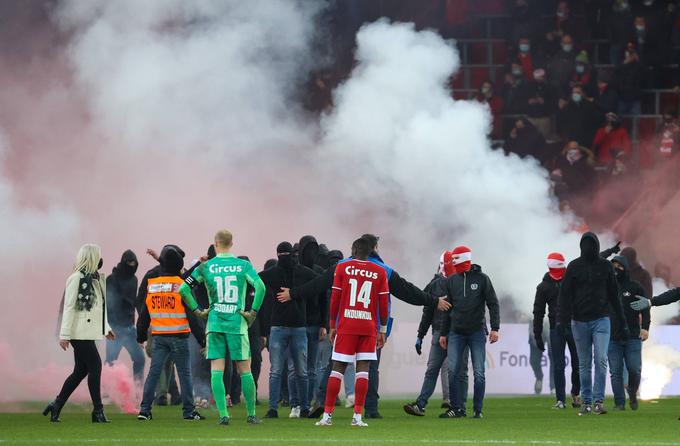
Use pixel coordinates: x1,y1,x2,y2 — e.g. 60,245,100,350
43,244,115,423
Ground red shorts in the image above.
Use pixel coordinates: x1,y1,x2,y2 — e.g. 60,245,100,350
332,333,377,362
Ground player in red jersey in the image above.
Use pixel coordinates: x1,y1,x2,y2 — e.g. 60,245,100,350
316,238,389,427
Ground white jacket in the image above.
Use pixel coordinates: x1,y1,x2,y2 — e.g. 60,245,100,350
59,271,111,341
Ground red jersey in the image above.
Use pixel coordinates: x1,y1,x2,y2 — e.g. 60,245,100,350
329,259,390,336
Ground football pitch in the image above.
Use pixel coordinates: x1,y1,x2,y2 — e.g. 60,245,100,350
1,397,678,446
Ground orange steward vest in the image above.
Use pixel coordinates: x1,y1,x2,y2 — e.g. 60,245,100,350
146,276,190,335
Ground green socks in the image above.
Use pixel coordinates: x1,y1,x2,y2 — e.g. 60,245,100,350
211,370,229,418
241,372,257,417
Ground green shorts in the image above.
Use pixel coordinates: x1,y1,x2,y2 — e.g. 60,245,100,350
206,332,251,361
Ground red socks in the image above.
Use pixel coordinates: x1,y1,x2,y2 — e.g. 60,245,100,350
354,371,369,415
324,371,343,414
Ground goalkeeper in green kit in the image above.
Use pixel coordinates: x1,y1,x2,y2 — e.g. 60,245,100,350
179,230,265,425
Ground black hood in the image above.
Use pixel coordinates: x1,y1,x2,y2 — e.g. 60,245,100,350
115,249,138,276
263,258,278,270
159,245,184,276
277,241,296,270
620,247,639,267
299,235,319,269
580,232,600,262
328,250,344,266
316,243,330,269
612,255,630,282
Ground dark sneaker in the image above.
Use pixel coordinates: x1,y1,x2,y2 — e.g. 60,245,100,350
218,416,230,426
473,411,483,419
300,409,310,418
91,410,110,423
629,392,639,411
403,402,425,417
439,408,466,418
579,404,593,416
309,406,324,419
364,412,382,419
247,416,263,425
264,409,278,419
184,411,205,420
571,395,582,408
613,405,625,411
137,412,152,421
594,401,607,415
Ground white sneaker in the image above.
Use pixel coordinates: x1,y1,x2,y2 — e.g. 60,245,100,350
315,414,332,426
345,394,355,408
289,406,301,418
352,414,368,427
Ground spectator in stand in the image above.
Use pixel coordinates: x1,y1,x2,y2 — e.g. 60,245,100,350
547,35,576,93
505,117,547,161
614,43,646,115
632,15,665,87
472,80,504,139
553,141,596,197
620,247,653,300
525,68,557,139
608,0,635,65
592,113,632,164
557,85,604,147
544,2,588,51
501,61,530,114
569,51,598,98
633,0,667,32
594,70,619,114
653,108,680,162
515,37,538,81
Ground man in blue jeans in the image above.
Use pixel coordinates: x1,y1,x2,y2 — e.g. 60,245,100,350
609,256,649,411
558,233,627,415
258,242,319,418
436,246,500,419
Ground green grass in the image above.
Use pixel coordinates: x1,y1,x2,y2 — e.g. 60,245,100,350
1,397,679,446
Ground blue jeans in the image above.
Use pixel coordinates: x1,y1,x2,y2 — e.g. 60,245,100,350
106,325,146,382
268,326,309,411
608,339,642,407
447,329,486,413
416,330,467,409
140,336,195,417
572,318,611,405
550,327,580,403
288,325,320,407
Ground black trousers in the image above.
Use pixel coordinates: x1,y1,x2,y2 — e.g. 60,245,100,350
56,340,103,411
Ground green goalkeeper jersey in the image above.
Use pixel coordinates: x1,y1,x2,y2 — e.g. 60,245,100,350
179,253,265,335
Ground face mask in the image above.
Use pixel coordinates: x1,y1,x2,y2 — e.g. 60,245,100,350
643,0,654,5
481,86,492,95
572,93,582,103
557,11,567,18
512,68,523,76
562,44,573,52
519,43,530,53
566,148,582,163
549,268,566,281
618,2,629,10
636,25,645,32
277,254,295,270
575,65,585,74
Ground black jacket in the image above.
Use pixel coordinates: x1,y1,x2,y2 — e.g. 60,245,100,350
652,288,680,307
417,274,449,338
558,232,625,326
614,60,646,102
289,255,437,307
620,248,653,301
610,256,650,341
298,235,328,328
557,100,604,148
106,250,138,327
258,264,318,335
434,264,500,337
533,272,560,339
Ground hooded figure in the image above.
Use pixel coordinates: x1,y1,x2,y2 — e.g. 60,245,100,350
608,255,649,410
327,250,344,267
136,244,186,315
558,232,626,413
451,246,472,274
298,235,321,272
620,247,653,300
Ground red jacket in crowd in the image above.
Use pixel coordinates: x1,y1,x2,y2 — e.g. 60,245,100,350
592,126,632,163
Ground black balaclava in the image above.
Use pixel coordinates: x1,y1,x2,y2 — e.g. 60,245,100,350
117,249,138,276
292,242,300,265
207,244,216,259
612,255,630,283
580,232,600,263
299,235,320,269
159,245,184,275
327,250,344,267
277,242,295,270
316,243,330,269
620,247,638,267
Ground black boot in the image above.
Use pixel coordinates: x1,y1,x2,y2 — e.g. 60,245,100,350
42,400,63,423
91,410,110,423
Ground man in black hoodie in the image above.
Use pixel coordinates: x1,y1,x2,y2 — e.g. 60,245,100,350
609,255,650,411
620,247,653,300
533,252,580,410
106,250,145,383
136,245,205,421
558,232,627,415
258,242,319,419
286,236,328,418
436,246,500,419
